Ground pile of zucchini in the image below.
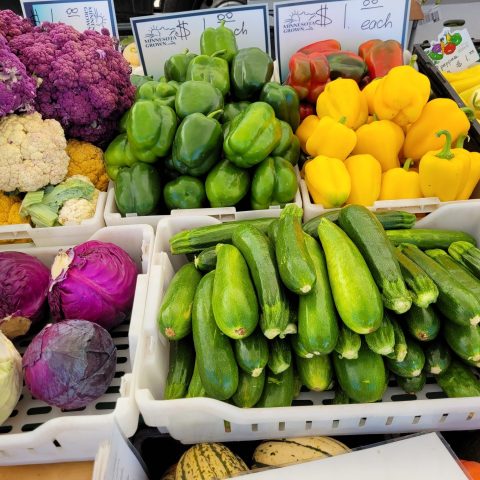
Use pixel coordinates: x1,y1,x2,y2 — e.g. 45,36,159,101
159,204,480,407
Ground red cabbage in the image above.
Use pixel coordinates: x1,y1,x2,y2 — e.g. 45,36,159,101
0,251,49,339
48,240,138,330
22,320,116,410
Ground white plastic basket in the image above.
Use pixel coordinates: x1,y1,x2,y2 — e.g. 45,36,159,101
0,191,107,247
134,204,480,444
104,169,303,227
300,178,480,222
0,223,154,465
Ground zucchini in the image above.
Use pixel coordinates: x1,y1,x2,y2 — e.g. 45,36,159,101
290,334,315,359
334,325,361,360
388,314,408,362
298,234,338,355
444,321,480,365
232,369,265,408
386,337,425,378
424,340,451,375
213,243,259,339
232,224,287,339
338,205,411,314
169,217,277,254
158,262,203,340
394,249,439,308
404,304,440,342
303,210,416,239
332,388,351,405
268,219,279,244
192,271,238,400
426,249,480,296
318,218,383,334
186,359,207,398
436,360,480,398
276,204,316,295
296,354,333,392
164,338,195,399
449,241,480,278
256,365,295,408
400,243,480,327
233,330,269,378
396,371,426,394
365,313,395,356
194,246,217,272
387,229,476,249
268,337,292,374
333,340,387,403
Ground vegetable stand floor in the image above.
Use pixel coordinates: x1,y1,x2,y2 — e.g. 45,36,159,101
0,224,154,466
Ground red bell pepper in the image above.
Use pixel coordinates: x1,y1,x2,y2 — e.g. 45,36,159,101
359,39,404,79
286,51,330,104
358,39,382,60
299,102,316,122
298,39,341,55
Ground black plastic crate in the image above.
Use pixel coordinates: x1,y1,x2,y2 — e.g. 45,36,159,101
114,0,155,23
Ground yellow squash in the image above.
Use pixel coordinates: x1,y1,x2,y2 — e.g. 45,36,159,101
304,155,351,208
295,115,320,153
344,154,382,206
379,159,422,200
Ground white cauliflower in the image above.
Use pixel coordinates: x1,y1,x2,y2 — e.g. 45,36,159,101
58,190,99,225
0,112,69,192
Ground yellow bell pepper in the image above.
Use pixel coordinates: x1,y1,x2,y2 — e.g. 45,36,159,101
373,65,430,127
419,130,471,201
305,116,357,160
304,155,351,208
344,154,382,206
460,86,480,112
403,98,471,160
316,78,368,130
352,119,404,171
455,135,480,200
361,78,382,115
379,159,422,200
296,115,320,153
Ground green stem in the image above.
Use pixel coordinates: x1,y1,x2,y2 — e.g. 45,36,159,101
339,116,347,125
473,92,480,111
207,109,223,120
373,113,379,122
455,134,469,149
403,159,413,171
435,130,454,160
461,107,475,122
409,54,418,68
211,49,227,58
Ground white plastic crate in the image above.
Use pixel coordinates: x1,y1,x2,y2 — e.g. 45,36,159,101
134,204,480,444
104,169,302,227
0,223,154,465
0,191,107,247
300,178,480,222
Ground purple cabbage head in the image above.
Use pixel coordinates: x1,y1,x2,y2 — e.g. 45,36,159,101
0,35,36,117
48,240,138,330
22,320,116,409
0,252,49,339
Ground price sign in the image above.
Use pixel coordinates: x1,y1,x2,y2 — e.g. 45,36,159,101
274,0,410,82
131,4,270,79
21,0,118,37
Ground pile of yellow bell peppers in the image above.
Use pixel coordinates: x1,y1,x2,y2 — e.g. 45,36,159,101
297,65,480,208
442,64,480,122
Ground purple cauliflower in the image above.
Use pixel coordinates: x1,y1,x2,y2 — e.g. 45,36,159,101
0,35,36,117
8,20,135,144
0,10,33,42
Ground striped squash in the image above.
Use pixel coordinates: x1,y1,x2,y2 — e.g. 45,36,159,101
176,443,249,480
253,436,350,467
160,463,177,480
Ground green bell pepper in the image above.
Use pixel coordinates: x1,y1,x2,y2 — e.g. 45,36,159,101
231,47,273,100
270,120,300,166
200,20,238,63
222,101,251,123
114,163,161,216
175,80,224,119
205,159,249,207
119,110,130,133
163,176,206,210
260,82,300,131
126,100,177,163
164,49,197,82
172,110,223,177
186,52,230,97
162,155,181,182
251,156,298,210
104,133,136,181
223,101,282,168
135,78,179,109
326,51,367,83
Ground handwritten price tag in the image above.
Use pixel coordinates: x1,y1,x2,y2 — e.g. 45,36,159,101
131,4,269,79
274,0,410,82
21,0,118,37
